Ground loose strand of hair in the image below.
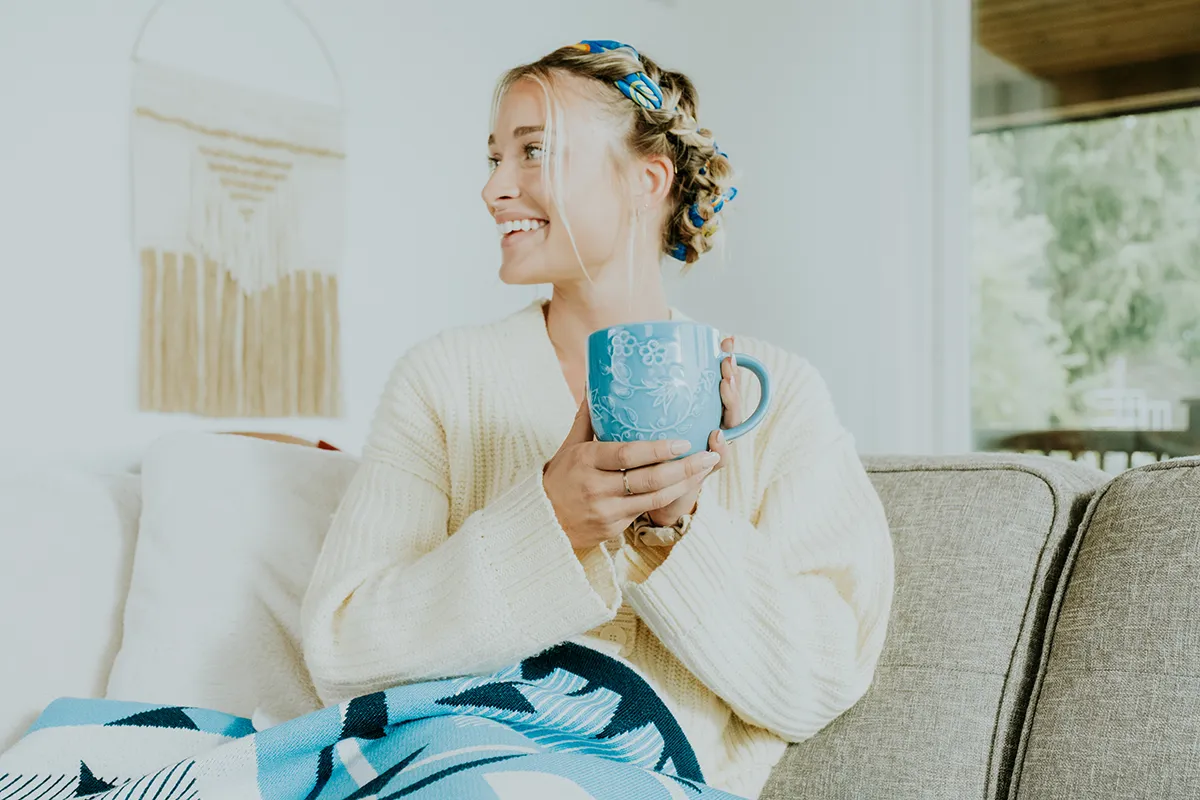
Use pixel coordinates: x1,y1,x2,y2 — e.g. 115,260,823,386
530,73,593,285
627,206,637,313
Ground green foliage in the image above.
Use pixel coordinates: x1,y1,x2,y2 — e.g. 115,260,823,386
971,135,1075,428
972,107,1200,429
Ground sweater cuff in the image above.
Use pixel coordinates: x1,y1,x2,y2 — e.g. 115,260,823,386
623,497,742,644
577,543,620,607
479,471,621,644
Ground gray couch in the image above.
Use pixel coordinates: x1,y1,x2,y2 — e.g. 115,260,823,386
762,454,1200,800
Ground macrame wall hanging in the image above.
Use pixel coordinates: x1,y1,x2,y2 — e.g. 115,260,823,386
130,1,345,417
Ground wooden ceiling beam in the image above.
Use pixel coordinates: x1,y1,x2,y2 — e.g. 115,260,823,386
974,51,1200,130
977,0,1200,76
977,0,1188,25
981,5,1200,43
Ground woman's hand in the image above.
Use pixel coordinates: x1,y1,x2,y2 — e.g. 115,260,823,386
544,403,721,550
646,336,742,527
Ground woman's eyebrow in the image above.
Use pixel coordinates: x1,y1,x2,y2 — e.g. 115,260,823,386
488,125,545,146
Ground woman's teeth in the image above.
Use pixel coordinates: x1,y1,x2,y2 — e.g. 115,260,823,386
497,218,548,235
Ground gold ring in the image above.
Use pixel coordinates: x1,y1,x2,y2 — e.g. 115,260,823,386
623,471,633,496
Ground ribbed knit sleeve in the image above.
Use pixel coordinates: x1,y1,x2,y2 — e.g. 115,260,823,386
623,359,894,742
300,346,620,706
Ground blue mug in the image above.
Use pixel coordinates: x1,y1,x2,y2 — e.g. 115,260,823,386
587,320,771,456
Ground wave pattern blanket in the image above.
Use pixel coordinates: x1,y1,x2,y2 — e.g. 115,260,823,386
0,642,744,799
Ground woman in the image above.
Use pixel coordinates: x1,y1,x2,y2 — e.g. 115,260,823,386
301,40,894,798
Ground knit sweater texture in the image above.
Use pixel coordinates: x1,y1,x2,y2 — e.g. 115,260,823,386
301,301,894,798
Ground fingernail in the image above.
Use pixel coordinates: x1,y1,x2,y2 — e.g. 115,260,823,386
699,451,721,467
670,440,691,454
717,431,726,445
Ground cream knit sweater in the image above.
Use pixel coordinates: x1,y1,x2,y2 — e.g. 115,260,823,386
301,301,894,798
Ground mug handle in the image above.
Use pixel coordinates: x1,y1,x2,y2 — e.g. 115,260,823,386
720,353,771,442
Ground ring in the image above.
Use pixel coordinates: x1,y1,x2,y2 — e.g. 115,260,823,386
622,471,633,496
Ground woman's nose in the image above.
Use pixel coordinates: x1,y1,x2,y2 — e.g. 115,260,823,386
482,161,520,210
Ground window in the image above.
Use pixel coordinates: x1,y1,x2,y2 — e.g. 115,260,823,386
971,0,1200,468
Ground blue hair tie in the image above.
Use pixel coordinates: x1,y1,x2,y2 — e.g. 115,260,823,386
687,186,738,229
572,40,664,110
698,142,728,176
670,186,738,261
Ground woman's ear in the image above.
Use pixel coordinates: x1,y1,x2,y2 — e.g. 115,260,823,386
637,153,675,209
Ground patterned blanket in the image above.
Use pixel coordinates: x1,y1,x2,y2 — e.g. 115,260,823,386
0,642,744,799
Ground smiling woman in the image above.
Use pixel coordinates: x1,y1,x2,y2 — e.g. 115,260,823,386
301,40,894,800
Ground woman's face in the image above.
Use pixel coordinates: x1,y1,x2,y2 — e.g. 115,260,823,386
483,77,632,286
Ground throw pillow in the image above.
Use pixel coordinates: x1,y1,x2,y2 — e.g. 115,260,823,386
104,432,358,726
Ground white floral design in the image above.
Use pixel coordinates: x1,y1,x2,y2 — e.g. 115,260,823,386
639,339,670,366
609,330,637,358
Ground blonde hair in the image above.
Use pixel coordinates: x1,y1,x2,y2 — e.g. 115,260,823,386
491,44,735,268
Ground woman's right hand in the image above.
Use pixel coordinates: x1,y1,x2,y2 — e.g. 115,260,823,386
543,403,720,550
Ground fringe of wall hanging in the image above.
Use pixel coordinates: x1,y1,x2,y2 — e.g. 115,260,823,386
138,252,341,417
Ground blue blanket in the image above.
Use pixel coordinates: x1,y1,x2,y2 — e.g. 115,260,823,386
0,642,745,799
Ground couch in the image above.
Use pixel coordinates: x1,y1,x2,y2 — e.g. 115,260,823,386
763,453,1200,799
2,435,1198,798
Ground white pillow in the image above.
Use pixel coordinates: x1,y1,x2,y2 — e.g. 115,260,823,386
0,468,140,750
104,432,359,725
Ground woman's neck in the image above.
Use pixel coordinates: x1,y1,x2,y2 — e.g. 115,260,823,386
543,266,671,403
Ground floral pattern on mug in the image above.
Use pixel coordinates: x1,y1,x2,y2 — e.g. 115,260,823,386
609,330,637,358
639,339,670,366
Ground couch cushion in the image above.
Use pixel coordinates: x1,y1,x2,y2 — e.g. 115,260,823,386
0,468,140,751
761,454,1106,800
1011,457,1200,799
104,432,359,727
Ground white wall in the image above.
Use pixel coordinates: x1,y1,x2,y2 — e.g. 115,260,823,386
0,0,969,468
664,0,971,454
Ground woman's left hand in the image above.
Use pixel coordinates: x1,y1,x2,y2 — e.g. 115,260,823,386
646,336,742,527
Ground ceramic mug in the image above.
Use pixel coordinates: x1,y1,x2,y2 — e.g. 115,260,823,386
587,320,771,457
